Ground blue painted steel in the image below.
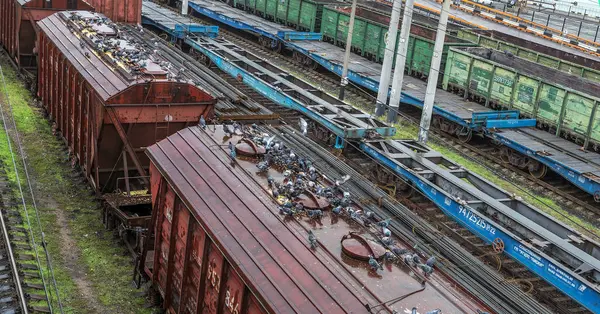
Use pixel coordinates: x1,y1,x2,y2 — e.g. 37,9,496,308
141,16,219,39
174,24,219,38
472,110,520,120
484,119,537,129
491,132,600,197
144,9,600,309
360,141,600,313
284,41,532,130
276,31,322,41
185,39,393,139
335,136,344,149
189,1,279,44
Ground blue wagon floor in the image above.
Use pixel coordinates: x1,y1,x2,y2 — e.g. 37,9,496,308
182,0,600,187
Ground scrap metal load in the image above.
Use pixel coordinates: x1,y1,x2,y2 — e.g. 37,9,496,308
36,11,216,192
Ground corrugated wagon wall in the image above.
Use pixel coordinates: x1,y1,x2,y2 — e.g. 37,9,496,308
88,0,142,24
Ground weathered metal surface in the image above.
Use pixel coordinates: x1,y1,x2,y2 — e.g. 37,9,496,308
0,0,93,69
87,0,142,23
443,47,600,148
144,127,374,313
234,139,266,156
361,139,600,312
457,29,600,82
36,11,216,192
466,29,600,71
185,126,488,313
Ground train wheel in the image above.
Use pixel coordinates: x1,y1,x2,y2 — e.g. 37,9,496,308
272,41,282,53
528,161,548,179
457,129,472,143
499,147,510,164
310,60,319,70
397,182,414,198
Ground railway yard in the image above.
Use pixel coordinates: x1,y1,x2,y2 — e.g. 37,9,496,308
2,0,600,313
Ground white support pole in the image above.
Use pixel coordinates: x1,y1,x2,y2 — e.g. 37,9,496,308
182,0,189,15
418,0,451,144
375,0,402,117
386,0,415,123
339,0,358,101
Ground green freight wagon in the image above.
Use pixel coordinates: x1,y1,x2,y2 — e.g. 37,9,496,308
232,0,339,32
457,29,600,83
321,5,474,77
443,47,600,148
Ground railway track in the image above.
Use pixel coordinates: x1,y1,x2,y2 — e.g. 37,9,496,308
0,60,54,314
183,10,600,229
271,126,588,313
144,5,599,311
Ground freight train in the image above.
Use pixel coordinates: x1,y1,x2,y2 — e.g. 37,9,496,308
184,0,600,152
0,0,143,72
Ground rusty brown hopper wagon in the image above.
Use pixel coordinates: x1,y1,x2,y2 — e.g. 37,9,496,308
0,0,94,70
36,11,216,192
140,126,489,313
87,0,143,24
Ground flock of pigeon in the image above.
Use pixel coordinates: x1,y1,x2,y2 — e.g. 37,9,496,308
200,117,438,279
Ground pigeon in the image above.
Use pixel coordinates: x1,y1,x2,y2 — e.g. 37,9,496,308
335,174,351,187
368,255,382,271
377,218,391,228
364,211,374,220
308,230,318,249
419,264,434,276
426,256,436,267
412,254,421,265
267,176,274,188
199,115,206,129
404,254,415,266
224,124,234,137
264,135,276,149
298,117,308,136
382,227,391,237
279,206,291,216
229,146,236,161
307,209,323,219
383,250,395,261
331,206,342,215
381,237,394,246
256,161,269,172
392,247,408,256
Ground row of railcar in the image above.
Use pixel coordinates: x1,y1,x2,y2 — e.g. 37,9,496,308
0,0,142,71
457,29,600,81
206,0,600,150
443,47,600,150
180,0,600,203
226,0,477,77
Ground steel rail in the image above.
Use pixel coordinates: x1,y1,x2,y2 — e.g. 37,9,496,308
0,64,32,314
0,61,63,313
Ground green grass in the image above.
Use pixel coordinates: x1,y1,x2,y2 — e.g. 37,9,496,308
0,59,151,313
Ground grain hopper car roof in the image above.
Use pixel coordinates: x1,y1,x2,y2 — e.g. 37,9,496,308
146,127,371,313
37,11,207,102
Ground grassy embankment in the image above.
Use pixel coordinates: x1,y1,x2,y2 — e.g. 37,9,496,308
0,59,151,313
